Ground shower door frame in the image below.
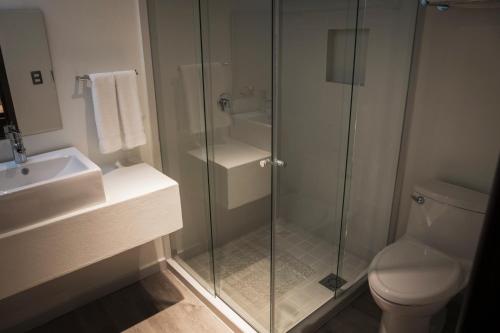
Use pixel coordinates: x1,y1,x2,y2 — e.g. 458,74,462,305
270,0,279,330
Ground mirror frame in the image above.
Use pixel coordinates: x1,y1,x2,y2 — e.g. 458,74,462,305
0,45,18,139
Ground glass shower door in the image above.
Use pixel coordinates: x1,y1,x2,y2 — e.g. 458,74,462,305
198,0,365,331
198,1,273,332
147,0,215,294
272,1,360,331
150,0,418,331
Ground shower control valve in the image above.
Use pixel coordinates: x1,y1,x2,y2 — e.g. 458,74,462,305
411,194,425,205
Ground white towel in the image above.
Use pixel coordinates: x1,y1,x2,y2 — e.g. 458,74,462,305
179,64,205,133
179,63,231,134
89,73,122,154
114,70,147,149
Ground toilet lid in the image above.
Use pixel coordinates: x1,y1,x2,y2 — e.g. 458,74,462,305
368,238,462,306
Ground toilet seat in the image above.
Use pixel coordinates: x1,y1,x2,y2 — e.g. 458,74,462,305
368,238,462,306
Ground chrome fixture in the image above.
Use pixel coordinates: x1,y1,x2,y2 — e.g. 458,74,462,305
420,0,500,11
218,93,232,113
76,69,139,82
411,193,425,205
4,125,28,164
259,158,286,168
420,0,450,11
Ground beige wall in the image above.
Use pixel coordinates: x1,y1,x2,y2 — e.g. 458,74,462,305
342,1,418,260
0,0,161,170
395,7,500,239
0,9,62,135
0,1,166,330
278,0,418,261
147,0,212,261
148,0,272,264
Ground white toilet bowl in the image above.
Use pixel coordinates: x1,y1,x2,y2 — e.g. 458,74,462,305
370,287,448,333
368,181,488,333
368,238,462,333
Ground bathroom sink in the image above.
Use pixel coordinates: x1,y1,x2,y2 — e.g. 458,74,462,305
0,147,106,233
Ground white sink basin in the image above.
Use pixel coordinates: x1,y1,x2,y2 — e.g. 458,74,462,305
0,147,106,233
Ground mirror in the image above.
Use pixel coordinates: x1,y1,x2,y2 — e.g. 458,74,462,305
0,43,17,135
0,9,62,138
230,8,272,115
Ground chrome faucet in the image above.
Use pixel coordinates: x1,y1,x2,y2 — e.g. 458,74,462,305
3,125,27,164
217,93,232,113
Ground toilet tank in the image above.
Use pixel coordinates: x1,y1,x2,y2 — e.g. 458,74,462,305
406,180,489,263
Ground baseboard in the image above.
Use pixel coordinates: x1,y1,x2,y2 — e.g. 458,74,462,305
139,257,167,278
174,241,207,259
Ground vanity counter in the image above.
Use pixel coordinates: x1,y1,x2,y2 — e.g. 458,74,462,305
0,163,183,300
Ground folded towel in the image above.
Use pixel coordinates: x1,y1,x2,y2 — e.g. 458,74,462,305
89,73,122,154
114,70,147,150
179,63,231,134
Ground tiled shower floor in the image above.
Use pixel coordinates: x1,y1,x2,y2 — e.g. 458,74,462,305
183,220,368,332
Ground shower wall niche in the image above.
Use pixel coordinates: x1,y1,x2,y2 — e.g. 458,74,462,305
148,0,418,332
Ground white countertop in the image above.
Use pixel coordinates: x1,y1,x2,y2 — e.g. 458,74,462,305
104,163,178,203
188,138,270,169
1,163,178,239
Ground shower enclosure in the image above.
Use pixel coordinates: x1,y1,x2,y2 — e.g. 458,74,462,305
147,0,418,331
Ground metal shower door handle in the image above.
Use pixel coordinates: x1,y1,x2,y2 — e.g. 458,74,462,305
259,158,286,168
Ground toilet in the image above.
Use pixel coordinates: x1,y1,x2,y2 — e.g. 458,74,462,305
368,180,489,333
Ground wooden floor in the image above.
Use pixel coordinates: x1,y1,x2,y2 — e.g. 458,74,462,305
28,269,461,333
29,269,232,333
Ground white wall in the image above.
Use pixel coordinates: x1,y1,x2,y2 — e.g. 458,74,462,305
342,1,418,260
147,0,212,263
230,2,271,105
0,1,166,330
278,0,418,261
0,9,63,135
278,5,355,239
148,0,272,268
0,0,161,170
395,7,500,238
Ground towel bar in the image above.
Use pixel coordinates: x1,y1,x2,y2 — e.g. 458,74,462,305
76,69,139,81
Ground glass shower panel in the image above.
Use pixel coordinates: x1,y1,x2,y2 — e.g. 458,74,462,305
273,1,359,331
336,0,419,292
199,1,273,332
147,0,215,293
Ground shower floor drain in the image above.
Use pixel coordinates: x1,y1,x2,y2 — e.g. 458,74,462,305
319,273,347,292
